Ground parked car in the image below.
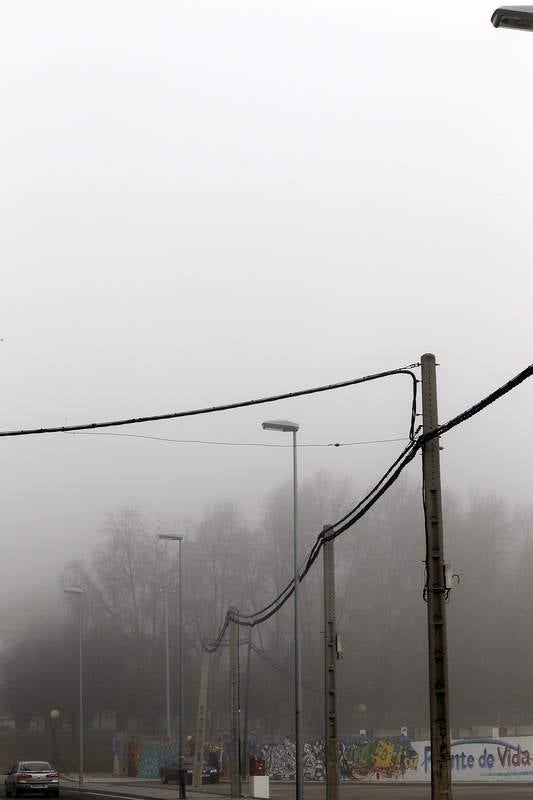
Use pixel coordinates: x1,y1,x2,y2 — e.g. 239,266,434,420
160,757,219,785
5,762,59,797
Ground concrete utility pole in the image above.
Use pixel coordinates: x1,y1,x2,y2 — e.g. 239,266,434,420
421,353,453,800
322,525,338,800
241,630,252,779
229,611,241,798
178,537,184,769
192,651,209,789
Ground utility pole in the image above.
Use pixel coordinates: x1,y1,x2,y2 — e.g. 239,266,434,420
421,353,453,800
322,525,338,800
178,536,184,769
192,651,209,789
229,610,241,798
241,630,252,780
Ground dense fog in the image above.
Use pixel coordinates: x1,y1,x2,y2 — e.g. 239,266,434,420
1,0,533,758
3,472,533,740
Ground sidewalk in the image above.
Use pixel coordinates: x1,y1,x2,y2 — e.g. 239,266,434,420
63,778,228,800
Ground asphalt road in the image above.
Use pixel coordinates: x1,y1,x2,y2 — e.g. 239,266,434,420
54,782,533,800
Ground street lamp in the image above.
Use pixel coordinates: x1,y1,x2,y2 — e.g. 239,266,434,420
49,711,60,769
158,534,184,767
491,5,533,29
160,587,172,740
64,587,84,789
261,419,303,800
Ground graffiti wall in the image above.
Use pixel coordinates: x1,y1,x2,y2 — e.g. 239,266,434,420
337,736,419,780
137,739,179,779
124,734,533,782
258,735,533,782
130,737,223,779
258,736,417,781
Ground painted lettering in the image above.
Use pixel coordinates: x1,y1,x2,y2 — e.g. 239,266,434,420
497,746,509,767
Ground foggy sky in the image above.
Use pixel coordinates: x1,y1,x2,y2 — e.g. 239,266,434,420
1,1,532,614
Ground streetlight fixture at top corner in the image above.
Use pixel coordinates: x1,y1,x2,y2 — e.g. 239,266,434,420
158,534,184,542
64,587,84,594
262,419,299,433
491,5,533,29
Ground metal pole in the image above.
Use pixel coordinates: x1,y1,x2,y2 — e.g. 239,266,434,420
322,526,337,800
421,353,452,800
293,430,303,800
229,611,241,798
164,589,171,740
50,718,59,769
79,599,84,789
179,539,184,767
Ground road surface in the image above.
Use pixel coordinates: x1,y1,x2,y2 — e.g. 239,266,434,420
53,780,533,800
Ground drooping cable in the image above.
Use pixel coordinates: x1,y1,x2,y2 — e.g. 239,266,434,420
204,362,533,649
0,364,419,438
66,431,409,448
250,643,321,695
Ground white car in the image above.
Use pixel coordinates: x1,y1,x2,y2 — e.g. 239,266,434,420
5,762,59,797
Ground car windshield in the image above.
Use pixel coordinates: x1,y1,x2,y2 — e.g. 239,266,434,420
20,763,52,772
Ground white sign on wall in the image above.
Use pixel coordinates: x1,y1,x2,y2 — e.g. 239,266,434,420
395,737,533,783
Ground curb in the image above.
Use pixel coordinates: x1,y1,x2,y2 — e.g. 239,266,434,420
65,787,227,800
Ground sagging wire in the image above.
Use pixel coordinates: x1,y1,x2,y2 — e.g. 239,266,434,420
66,431,409,449
204,362,533,650
0,364,420,438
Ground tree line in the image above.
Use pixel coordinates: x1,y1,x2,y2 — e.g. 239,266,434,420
2,470,533,741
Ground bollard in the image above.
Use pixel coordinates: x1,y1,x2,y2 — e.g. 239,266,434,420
178,768,186,799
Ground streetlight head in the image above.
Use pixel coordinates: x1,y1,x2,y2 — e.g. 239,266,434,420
64,587,84,594
262,419,299,433
158,534,184,541
492,5,533,29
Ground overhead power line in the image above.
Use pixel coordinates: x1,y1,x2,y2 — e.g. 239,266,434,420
203,362,533,651
250,642,321,694
0,364,419,439
68,431,409,448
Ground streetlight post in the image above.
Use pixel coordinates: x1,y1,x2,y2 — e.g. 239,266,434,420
491,5,533,29
49,710,60,770
159,534,184,767
261,419,302,800
161,587,172,740
64,588,84,789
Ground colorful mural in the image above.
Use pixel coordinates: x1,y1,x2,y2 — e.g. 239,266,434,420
257,736,418,782
130,734,418,780
125,734,533,783
337,736,419,780
137,739,180,779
